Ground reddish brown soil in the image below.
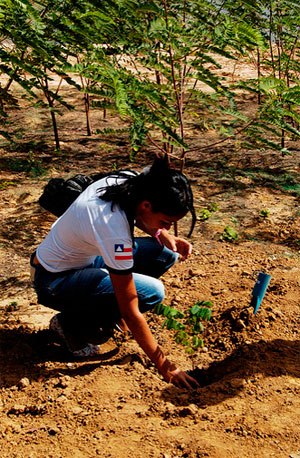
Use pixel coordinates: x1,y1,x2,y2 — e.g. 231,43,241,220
0,78,300,458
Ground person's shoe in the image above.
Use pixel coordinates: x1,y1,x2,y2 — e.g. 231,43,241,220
71,343,100,358
49,314,100,358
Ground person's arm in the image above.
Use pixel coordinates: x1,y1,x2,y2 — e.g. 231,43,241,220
136,223,192,261
110,272,199,389
153,228,192,261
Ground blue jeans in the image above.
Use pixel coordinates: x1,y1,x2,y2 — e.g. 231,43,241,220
31,237,178,346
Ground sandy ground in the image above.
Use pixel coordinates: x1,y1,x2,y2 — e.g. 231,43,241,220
0,68,300,458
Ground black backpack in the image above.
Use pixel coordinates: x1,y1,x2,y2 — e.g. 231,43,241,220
38,170,138,217
38,174,94,217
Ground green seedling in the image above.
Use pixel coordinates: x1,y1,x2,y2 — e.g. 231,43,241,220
259,209,270,218
220,225,238,242
209,202,219,212
5,301,19,312
96,142,113,153
0,180,15,190
197,208,212,221
154,300,213,354
197,203,219,222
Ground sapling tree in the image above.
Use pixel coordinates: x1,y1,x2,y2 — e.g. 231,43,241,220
228,0,300,155
153,300,213,355
0,0,78,147
220,225,238,242
259,208,270,218
63,0,264,162
0,0,112,146
262,0,300,150
0,0,41,140
2,0,300,161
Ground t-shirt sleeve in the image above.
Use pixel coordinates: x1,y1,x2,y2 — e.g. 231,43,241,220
79,191,134,274
101,238,134,274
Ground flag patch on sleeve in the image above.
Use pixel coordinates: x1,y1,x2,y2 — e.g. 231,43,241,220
114,244,133,260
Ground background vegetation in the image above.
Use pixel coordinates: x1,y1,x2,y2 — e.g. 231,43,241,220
1,0,300,164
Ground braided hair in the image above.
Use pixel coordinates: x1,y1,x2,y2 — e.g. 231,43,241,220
98,156,196,237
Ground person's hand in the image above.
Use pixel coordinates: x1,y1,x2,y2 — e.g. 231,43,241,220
167,368,200,389
158,358,199,389
159,230,192,261
173,237,192,261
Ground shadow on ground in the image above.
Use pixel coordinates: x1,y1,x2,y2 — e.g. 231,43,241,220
1,325,299,407
0,326,125,388
161,338,300,406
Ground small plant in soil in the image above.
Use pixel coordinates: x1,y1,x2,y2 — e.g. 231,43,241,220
259,209,270,218
197,203,219,222
197,208,212,221
153,300,213,355
5,301,19,312
0,180,15,190
209,202,219,213
220,225,238,242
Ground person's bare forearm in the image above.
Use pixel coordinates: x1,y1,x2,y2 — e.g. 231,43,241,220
110,272,199,388
123,311,173,373
110,272,172,374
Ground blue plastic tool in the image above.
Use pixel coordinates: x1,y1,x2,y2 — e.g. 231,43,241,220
250,272,271,314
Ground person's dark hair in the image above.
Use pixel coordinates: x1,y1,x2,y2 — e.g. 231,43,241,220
98,155,196,237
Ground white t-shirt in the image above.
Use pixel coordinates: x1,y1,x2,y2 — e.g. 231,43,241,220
36,175,134,274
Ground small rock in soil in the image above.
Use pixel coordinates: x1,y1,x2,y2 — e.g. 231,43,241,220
18,377,30,389
178,404,198,417
48,427,60,436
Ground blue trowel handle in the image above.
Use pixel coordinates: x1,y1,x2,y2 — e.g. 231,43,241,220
251,272,271,314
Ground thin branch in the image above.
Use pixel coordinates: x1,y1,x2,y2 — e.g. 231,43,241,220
269,4,276,77
163,0,184,142
147,134,167,154
284,34,299,83
55,76,63,97
186,105,270,153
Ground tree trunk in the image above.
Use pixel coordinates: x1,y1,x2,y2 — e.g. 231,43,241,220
50,107,60,150
257,48,261,105
84,93,92,136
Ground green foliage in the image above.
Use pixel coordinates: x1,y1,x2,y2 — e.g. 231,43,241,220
239,168,300,195
4,151,47,176
210,202,219,212
0,0,81,146
57,0,268,156
197,208,212,221
5,301,18,312
259,208,270,218
0,180,15,190
197,202,219,221
153,300,213,354
1,0,300,158
220,225,238,242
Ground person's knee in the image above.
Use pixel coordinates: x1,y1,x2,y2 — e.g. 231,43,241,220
152,277,165,304
138,276,165,313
